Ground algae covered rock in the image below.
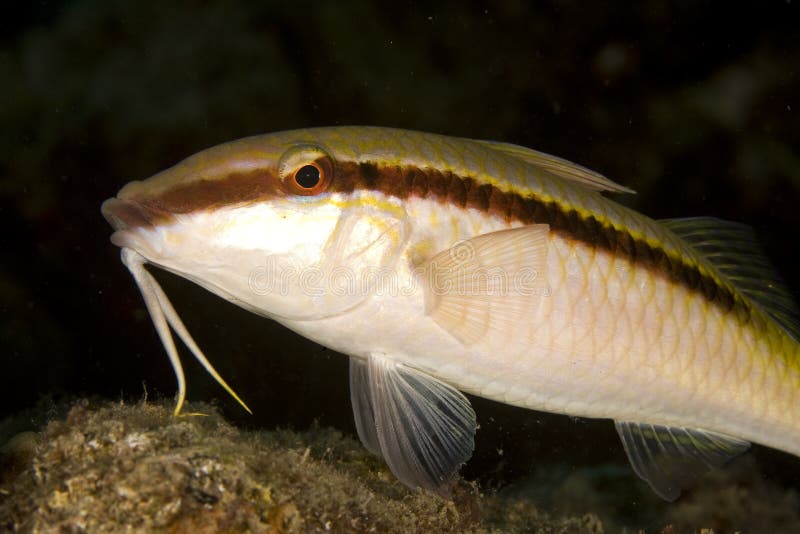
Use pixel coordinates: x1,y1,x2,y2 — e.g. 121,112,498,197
0,401,603,533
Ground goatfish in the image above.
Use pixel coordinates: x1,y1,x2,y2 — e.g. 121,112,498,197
101,126,800,500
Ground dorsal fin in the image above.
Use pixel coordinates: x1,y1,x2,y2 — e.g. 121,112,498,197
476,139,636,194
662,217,800,340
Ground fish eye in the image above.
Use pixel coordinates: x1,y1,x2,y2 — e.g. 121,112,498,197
294,164,322,189
278,145,333,196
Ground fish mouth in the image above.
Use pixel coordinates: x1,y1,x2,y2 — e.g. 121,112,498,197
101,197,166,249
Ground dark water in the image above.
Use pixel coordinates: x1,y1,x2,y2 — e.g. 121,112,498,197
2,1,799,530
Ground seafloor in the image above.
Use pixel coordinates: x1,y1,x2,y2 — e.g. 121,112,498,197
0,401,604,533
2,400,799,533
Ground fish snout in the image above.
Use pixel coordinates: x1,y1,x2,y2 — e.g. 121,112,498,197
102,197,150,230
101,196,168,250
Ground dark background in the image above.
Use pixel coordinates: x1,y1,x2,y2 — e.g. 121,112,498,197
2,0,799,527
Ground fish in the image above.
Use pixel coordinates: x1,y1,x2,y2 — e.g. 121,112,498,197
101,126,800,500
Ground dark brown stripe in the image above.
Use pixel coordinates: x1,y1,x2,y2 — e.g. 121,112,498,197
114,159,747,318
139,169,281,214
333,161,746,317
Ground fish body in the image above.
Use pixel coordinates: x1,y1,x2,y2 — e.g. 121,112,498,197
102,126,800,499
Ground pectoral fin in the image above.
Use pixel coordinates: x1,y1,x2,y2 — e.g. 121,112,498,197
349,353,476,496
615,420,750,501
420,225,550,346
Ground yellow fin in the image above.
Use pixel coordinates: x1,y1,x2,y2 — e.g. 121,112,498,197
476,139,635,194
420,225,550,347
662,217,800,340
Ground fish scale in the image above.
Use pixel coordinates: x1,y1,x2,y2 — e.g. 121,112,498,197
102,126,800,500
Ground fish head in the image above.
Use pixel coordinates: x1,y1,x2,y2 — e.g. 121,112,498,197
102,129,410,321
